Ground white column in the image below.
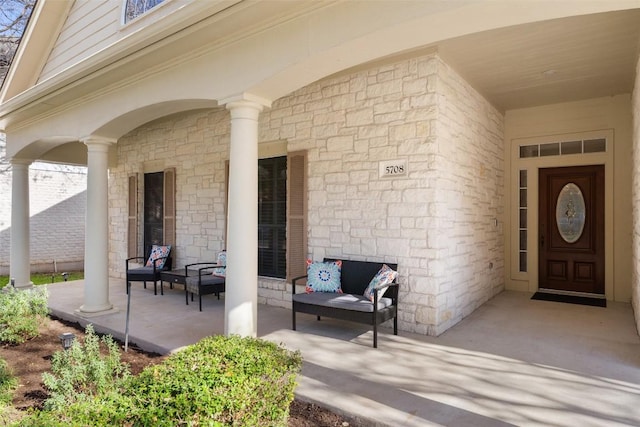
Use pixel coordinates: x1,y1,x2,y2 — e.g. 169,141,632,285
9,159,32,289
224,100,265,337
79,137,114,313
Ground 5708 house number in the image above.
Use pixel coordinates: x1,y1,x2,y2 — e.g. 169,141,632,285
379,159,408,178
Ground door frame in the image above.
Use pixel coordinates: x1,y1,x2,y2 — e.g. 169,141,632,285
509,129,614,300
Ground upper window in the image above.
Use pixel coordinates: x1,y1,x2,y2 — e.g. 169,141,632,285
124,0,166,23
519,138,606,159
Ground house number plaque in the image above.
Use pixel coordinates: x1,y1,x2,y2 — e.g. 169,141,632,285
379,159,407,178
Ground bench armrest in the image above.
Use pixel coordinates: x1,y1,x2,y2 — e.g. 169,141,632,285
185,263,224,280
184,262,218,276
150,256,170,271
126,256,145,270
291,275,308,294
373,282,399,309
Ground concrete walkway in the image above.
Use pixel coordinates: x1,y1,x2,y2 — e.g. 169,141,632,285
47,279,640,426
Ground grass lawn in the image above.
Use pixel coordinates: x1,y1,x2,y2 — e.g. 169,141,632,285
0,272,84,288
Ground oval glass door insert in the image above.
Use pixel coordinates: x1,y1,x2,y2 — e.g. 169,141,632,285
556,183,586,243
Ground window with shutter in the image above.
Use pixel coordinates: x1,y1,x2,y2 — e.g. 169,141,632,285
223,151,307,281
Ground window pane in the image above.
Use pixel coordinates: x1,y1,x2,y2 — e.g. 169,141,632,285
125,0,165,23
584,138,606,153
519,208,527,228
519,230,527,251
519,145,538,158
519,252,527,272
540,143,559,156
561,140,582,155
519,189,527,208
519,170,527,188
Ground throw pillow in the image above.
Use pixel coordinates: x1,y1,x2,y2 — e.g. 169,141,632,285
146,245,171,269
212,250,226,277
363,264,397,302
305,259,343,293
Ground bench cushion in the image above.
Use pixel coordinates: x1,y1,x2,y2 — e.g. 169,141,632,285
293,292,393,313
185,275,225,295
127,266,159,281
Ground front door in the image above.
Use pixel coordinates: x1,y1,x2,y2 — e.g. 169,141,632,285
538,165,604,294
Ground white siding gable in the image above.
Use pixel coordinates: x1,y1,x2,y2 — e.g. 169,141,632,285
38,1,120,83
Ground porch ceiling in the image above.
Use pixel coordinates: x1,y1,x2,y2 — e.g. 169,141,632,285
340,9,640,112
434,9,640,111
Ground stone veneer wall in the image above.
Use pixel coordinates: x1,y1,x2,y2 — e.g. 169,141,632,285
631,55,640,332
0,136,87,275
431,60,504,334
109,53,504,336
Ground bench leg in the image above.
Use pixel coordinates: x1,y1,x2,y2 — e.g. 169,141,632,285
394,316,398,335
373,322,378,348
199,295,202,312
317,315,321,321
185,289,189,305
292,310,296,331
160,280,163,296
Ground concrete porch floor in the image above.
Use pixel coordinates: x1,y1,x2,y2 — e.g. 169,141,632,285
47,278,640,427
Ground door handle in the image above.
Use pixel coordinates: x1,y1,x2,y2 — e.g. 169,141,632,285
540,233,545,248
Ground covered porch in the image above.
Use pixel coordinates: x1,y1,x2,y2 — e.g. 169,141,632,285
47,279,640,427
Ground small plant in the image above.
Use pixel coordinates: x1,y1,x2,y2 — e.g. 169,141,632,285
0,358,18,426
41,324,131,411
0,359,17,405
0,286,48,344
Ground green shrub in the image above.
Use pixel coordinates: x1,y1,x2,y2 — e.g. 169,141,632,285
0,286,49,344
126,335,302,426
41,324,130,411
19,335,302,426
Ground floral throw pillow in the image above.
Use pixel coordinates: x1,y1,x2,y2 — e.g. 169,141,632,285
305,259,343,293
145,245,171,269
212,251,226,277
363,264,397,302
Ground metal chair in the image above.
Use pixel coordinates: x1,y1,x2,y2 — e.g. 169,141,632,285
126,245,172,295
184,251,226,311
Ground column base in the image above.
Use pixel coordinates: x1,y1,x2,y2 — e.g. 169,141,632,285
75,304,118,318
2,282,34,292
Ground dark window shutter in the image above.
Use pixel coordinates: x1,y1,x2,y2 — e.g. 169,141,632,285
286,151,307,283
163,167,176,248
127,174,138,258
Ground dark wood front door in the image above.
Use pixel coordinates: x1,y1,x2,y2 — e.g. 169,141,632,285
538,165,604,294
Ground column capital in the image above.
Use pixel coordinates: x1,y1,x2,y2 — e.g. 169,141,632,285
10,158,32,167
223,92,272,112
81,135,117,148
